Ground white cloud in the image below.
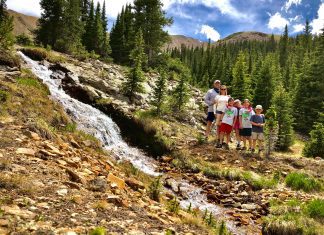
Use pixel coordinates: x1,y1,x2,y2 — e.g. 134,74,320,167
268,12,289,31
310,3,324,35
283,0,302,12
7,0,41,17
289,15,302,22
292,23,304,33
162,0,248,19
7,0,133,18
200,24,221,41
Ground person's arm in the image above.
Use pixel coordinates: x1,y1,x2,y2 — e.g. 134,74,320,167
239,110,243,128
204,91,215,106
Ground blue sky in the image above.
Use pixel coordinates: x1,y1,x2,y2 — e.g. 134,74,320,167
7,0,324,41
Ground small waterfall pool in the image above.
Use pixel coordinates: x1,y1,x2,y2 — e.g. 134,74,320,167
19,52,251,235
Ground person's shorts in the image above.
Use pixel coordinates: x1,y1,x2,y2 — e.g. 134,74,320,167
206,112,215,122
239,128,252,137
219,123,233,134
252,132,264,140
215,111,224,125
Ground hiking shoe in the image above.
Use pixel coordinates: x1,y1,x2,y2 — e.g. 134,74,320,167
236,143,241,150
223,143,230,150
251,148,255,153
216,143,222,148
258,149,263,154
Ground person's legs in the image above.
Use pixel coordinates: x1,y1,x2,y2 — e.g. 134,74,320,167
217,132,224,148
205,121,212,137
235,129,241,147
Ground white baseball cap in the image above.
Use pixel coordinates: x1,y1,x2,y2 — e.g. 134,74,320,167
214,80,221,84
255,105,263,110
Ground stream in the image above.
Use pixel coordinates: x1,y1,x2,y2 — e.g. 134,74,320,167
19,52,250,235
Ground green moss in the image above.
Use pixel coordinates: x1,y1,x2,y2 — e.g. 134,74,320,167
89,227,106,235
285,172,322,192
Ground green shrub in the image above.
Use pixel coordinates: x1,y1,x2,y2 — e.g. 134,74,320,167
148,177,162,202
64,122,77,132
0,90,9,103
16,34,33,46
285,172,322,192
89,227,106,235
307,199,324,220
303,122,324,159
167,197,180,214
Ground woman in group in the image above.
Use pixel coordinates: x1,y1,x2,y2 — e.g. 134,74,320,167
214,85,230,145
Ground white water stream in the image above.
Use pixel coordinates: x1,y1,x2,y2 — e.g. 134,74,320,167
19,52,248,234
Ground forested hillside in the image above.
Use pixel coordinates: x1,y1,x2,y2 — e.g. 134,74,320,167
1,0,324,234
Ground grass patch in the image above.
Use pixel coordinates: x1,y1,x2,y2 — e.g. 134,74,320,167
285,172,322,192
20,47,66,63
89,227,106,235
307,199,324,221
0,50,20,68
172,151,278,190
17,77,49,95
0,173,38,195
0,90,10,103
263,199,324,235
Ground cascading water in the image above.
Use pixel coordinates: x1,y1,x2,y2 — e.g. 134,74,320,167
19,52,251,235
18,51,158,176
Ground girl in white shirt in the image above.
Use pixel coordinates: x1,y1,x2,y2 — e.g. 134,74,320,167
214,85,229,144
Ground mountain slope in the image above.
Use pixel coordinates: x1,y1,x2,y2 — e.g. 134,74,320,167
8,9,38,37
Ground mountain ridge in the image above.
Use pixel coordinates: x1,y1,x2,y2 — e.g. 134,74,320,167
9,9,279,50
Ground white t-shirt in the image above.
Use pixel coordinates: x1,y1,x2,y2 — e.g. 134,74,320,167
239,108,255,128
214,95,228,113
221,106,238,126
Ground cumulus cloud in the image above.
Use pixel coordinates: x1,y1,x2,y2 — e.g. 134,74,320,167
162,0,248,19
310,3,324,35
292,23,304,33
200,24,221,41
268,12,289,31
283,0,302,12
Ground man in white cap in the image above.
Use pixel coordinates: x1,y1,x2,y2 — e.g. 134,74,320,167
204,80,221,139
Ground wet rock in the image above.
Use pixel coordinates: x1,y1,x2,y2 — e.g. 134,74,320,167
125,178,145,191
108,173,125,190
16,148,36,156
89,178,107,192
164,178,179,193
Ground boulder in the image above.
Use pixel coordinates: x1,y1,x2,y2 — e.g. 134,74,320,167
125,178,145,191
107,173,125,190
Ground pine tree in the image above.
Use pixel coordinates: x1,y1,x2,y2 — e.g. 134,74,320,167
231,51,251,100
152,69,167,115
80,0,90,22
279,25,289,68
93,2,104,55
0,0,14,50
253,53,279,111
83,0,95,52
57,0,84,53
171,72,190,112
100,0,110,57
35,0,64,48
303,121,324,158
133,0,173,64
271,84,294,151
122,29,147,103
302,19,312,53
294,28,324,133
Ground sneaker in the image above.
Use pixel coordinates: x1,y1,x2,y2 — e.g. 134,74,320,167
248,148,253,152
251,148,255,153
216,143,222,148
223,143,230,150
236,143,241,150
258,149,263,154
